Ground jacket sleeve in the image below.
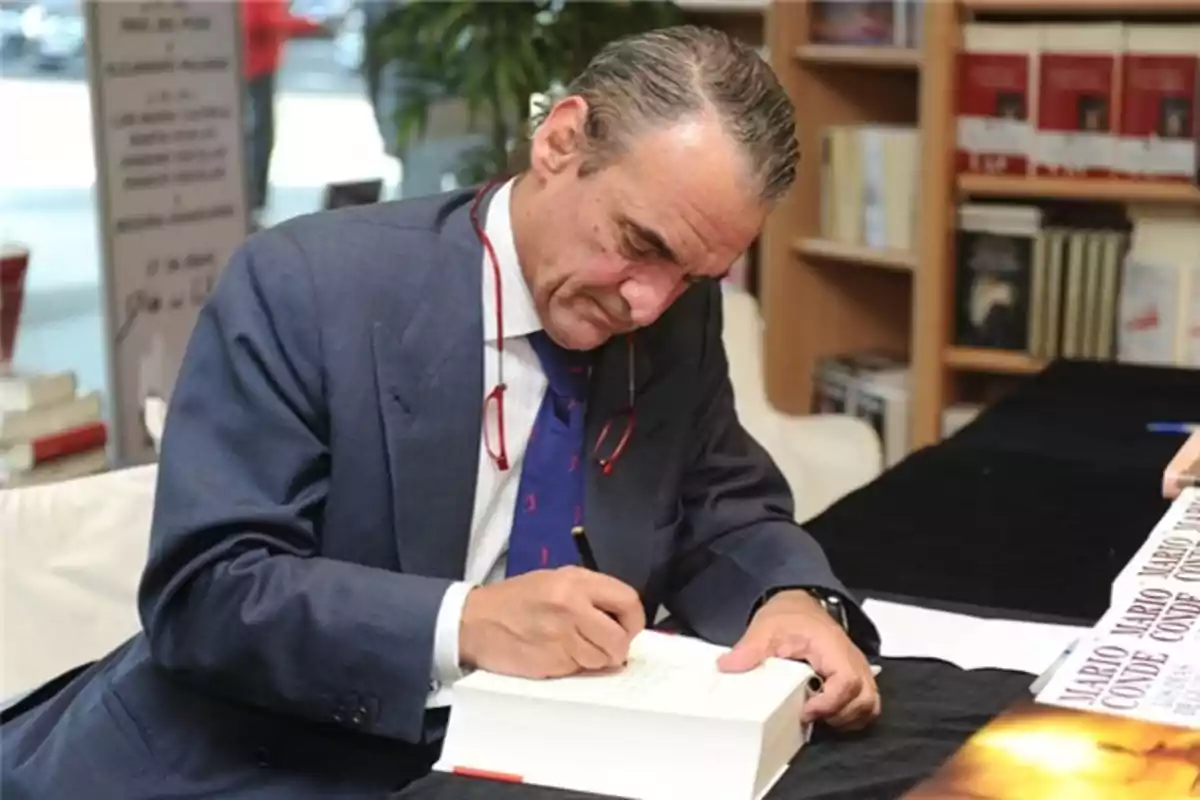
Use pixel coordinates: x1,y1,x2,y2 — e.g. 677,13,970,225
663,285,880,657
137,230,452,744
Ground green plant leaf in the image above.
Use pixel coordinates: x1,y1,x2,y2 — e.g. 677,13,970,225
370,0,686,182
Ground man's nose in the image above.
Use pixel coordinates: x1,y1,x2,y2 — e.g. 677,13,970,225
619,265,684,327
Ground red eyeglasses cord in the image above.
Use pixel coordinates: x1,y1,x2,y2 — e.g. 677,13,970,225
470,179,636,476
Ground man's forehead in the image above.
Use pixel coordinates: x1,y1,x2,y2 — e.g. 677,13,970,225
617,124,761,215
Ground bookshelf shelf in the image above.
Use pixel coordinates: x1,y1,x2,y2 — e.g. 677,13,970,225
762,0,1200,461
944,347,1047,375
958,175,1200,205
794,44,922,69
960,0,1200,15
795,238,916,273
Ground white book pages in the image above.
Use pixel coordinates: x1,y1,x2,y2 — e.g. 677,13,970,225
1111,488,1200,605
1034,633,1200,729
435,630,818,800
1093,582,1200,652
862,599,1089,675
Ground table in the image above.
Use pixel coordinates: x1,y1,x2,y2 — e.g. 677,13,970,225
398,360,1200,799
395,656,1036,800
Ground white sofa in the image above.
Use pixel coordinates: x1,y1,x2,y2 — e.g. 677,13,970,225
0,288,882,700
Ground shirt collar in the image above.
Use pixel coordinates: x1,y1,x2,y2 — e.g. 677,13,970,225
482,178,541,342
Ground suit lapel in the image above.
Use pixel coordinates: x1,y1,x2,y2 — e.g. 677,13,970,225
583,331,677,592
373,195,485,580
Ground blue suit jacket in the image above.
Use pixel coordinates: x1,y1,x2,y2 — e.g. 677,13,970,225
1,188,878,799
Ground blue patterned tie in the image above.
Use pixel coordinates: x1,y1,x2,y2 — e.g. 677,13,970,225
505,331,590,576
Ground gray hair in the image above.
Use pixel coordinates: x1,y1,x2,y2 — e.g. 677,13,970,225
542,25,799,204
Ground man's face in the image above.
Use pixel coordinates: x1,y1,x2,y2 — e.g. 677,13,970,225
520,99,768,350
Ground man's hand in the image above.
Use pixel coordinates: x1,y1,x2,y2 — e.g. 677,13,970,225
459,566,646,679
717,590,880,731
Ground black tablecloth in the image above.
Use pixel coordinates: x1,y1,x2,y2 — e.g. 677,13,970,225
395,657,1036,800
397,360,1200,800
804,360,1189,621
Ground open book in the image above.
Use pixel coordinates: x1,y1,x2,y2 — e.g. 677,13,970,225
434,630,820,800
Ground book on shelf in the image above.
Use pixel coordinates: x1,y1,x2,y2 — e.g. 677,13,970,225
813,349,909,467
956,20,1200,184
948,201,1200,367
819,124,919,255
434,629,819,800
1036,23,1123,179
1118,27,1200,183
809,1,922,49
953,203,1043,353
1117,207,1200,367
0,370,109,488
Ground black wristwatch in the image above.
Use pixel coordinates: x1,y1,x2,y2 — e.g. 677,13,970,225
759,586,851,634
801,588,851,633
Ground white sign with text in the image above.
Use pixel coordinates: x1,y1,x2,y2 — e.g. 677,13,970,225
87,0,248,463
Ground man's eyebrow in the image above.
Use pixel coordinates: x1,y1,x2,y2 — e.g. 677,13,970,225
619,215,679,264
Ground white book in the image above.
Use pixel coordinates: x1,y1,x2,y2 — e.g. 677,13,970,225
434,630,820,800
1091,582,1200,653
1034,632,1200,729
1111,488,1200,605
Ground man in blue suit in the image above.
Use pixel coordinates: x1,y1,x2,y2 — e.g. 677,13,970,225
2,26,880,798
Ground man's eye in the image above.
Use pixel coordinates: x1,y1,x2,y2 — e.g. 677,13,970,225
624,240,653,259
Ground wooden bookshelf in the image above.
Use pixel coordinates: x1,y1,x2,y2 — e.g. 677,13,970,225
761,2,923,423
795,44,922,69
795,238,917,273
944,347,1046,375
959,175,1200,205
761,0,1200,457
961,0,1200,15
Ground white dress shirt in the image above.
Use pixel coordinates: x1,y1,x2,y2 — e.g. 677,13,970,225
426,179,547,706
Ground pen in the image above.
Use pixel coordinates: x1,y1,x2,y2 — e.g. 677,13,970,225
1147,422,1200,435
571,525,599,570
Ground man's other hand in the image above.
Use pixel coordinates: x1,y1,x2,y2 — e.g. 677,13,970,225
458,567,646,678
717,590,880,731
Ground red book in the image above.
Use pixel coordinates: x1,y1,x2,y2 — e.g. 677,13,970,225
955,23,1038,177
1,420,108,473
1116,26,1200,183
1034,24,1124,179
0,243,29,371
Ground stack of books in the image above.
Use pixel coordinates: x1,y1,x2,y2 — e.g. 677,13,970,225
0,370,109,488
952,201,1131,359
809,0,923,50
812,349,910,467
819,124,921,255
950,201,1200,369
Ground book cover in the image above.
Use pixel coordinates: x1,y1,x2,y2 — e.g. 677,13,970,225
953,205,1041,351
1117,27,1199,183
809,1,898,46
1112,489,1200,598
1093,583,1200,653
955,24,1036,177
1034,633,1200,729
1034,24,1123,178
903,696,1200,798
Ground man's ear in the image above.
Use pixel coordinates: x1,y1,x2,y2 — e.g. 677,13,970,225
529,95,589,177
